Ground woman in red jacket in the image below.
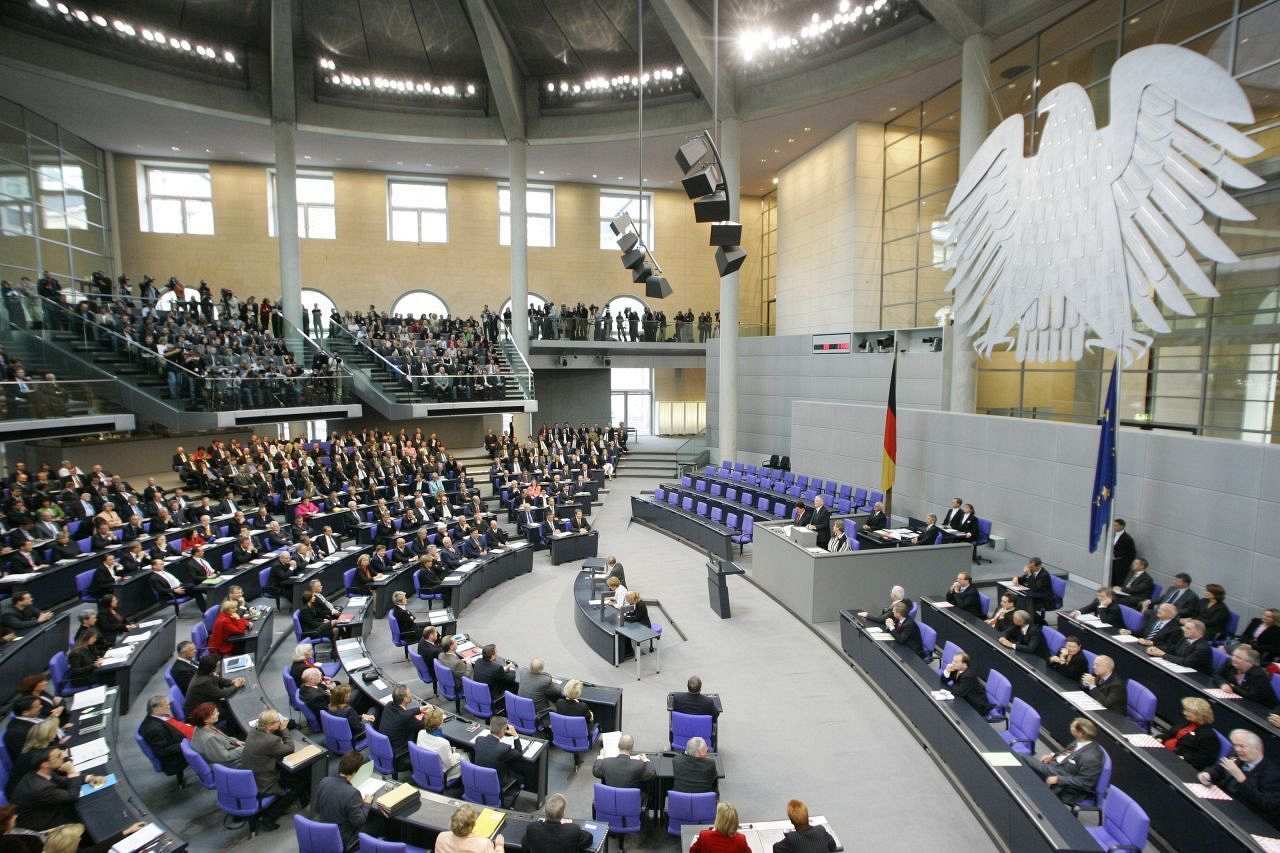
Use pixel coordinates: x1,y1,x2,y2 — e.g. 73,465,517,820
209,599,250,657
690,803,750,853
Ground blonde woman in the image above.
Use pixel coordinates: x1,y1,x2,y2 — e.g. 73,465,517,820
43,821,148,853
1163,696,1220,771
690,803,750,853
434,804,504,853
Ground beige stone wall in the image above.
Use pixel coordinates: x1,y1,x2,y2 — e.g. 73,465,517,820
653,367,706,402
114,157,761,322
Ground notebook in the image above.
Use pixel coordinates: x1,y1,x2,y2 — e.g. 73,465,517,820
473,808,506,839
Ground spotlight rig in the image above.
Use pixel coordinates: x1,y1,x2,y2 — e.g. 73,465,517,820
609,211,671,299
675,130,746,278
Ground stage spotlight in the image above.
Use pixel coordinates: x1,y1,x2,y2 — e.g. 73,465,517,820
621,248,646,270
693,191,730,223
709,221,742,247
616,232,639,252
675,136,710,173
674,130,749,279
646,276,672,299
632,262,654,283
715,245,747,277
610,213,634,236
681,164,722,199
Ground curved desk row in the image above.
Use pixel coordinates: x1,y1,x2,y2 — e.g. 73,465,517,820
0,610,72,709
922,599,1280,853
573,568,661,677
549,530,599,565
630,495,734,562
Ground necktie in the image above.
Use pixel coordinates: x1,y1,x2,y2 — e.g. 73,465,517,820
1146,620,1165,640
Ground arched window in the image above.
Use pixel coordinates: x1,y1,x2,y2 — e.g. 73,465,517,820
391,290,450,319
499,293,548,316
605,295,647,318
301,288,337,320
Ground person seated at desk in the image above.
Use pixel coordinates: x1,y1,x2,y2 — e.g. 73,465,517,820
772,799,838,853
1081,655,1126,712
13,674,62,720
674,736,718,793
1047,635,1088,680
225,510,249,539
298,591,335,643
862,501,887,532
315,525,342,556
169,640,199,695
74,610,108,656
568,509,591,533
120,513,149,543
945,571,983,617
231,533,259,566
96,594,133,647
138,693,188,778
1149,572,1198,616
294,495,319,522
622,590,650,627
1199,583,1231,642
190,701,244,767
951,503,980,543
183,545,218,586
473,715,525,792
416,705,463,780
48,529,80,562
941,498,964,530
940,652,990,715
592,733,655,790
389,590,422,644
88,553,125,599
998,610,1045,657
66,629,102,689
605,575,629,609
1241,609,1280,664
1020,718,1107,806
690,802,750,853
519,657,562,716
410,528,433,557
1198,729,1280,830
313,750,386,850
1146,618,1213,673
912,513,942,547
89,519,116,552
387,536,413,567
266,550,297,595
297,667,331,720
861,585,910,624
260,520,289,552
209,599,250,657
12,745,107,832
486,519,509,547
328,683,375,741
5,540,44,575
437,637,472,693
1111,557,1153,608
886,601,925,658
1121,602,1181,650
351,554,379,596
827,520,850,553
291,642,336,685
120,540,149,575
524,793,593,853
1162,696,1221,771
435,804,505,853
1073,588,1122,626
474,643,519,705
1218,644,1277,705
380,684,424,771
184,654,246,721
462,528,489,558
242,709,301,830
555,679,594,726
415,551,445,589
439,536,464,569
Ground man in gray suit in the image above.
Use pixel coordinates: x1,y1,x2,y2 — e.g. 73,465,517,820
1019,718,1106,806
518,657,562,715
592,734,656,791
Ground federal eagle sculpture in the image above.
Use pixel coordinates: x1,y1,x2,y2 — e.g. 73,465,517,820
941,45,1263,364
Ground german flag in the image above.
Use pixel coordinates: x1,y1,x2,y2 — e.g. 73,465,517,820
881,354,897,513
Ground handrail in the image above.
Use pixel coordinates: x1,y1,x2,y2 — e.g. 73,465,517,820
35,295,204,380
329,321,412,382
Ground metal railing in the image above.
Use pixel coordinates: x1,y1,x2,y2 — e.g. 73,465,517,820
518,315,706,343
674,430,710,473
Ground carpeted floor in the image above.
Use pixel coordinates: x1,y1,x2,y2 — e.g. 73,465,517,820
118,475,997,852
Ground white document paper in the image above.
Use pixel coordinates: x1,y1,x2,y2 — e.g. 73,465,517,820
1155,659,1197,674
598,730,623,759
69,737,110,765
1062,691,1106,711
981,752,1022,767
73,753,110,772
1205,688,1243,700
347,596,369,607
70,685,107,711
110,823,164,853
930,690,954,701
1123,733,1164,748
122,631,151,644
137,619,164,629
1113,634,1141,644
345,657,372,671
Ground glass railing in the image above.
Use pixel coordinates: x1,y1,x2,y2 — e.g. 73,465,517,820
0,377,129,421
522,316,706,343
674,431,710,473
30,295,355,412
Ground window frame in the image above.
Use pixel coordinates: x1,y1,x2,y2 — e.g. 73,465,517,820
136,160,214,235
391,289,451,319
498,182,555,247
599,190,654,251
36,162,89,231
386,176,449,244
267,169,336,240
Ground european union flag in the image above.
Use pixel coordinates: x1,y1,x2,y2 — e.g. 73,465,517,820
1088,363,1119,553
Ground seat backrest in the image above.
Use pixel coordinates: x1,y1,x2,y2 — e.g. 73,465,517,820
291,610,305,641
293,815,344,853
408,741,445,792
681,475,692,488
976,518,992,544
773,502,786,517
213,765,260,814
388,615,403,645
1118,605,1142,633
695,501,708,517
461,760,501,806
1041,626,1065,656
667,492,679,506
75,569,95,597
408,648,433,684
180,739,215,789
134,730,163,773
939,641,962,673
548,712,591,750
320,710,355,753
505,692,538,734
919,622,937,657
1223,610,1239,640
169,684,186,721
593,783,643,830
726,513,739,531
462,676,492,716
48,650,71,692
725,488,737,502
710,484,722,497
363,723,396,775
710,507,723,525
757,496,769,512
258,567,272,592
1211,646,1229,673
1100,786,1148,849
978,591,991,617
1125,681,1157,729
1213,728,1232,761
670,711,713,750
985,670,1012,710
359,833,406,853
868,490,883,506
1095,749,1113,800
1009,698,1041,742
1082,649,1097,671
666,790,718,827
204,605,220,632
852,487,867,505
433,659,459,698
654,487,666,502
835,499,851,514
681,497,693,512
741,516,754,535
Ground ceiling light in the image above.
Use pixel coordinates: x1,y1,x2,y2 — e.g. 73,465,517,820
538,170,545,175
55,2,68,12
74,9,88,22
91,13,106,26
35,0,50,7
171,146,181,151
303,155,312,160
737,0,906,65
772,177,779,185
592,173,598,178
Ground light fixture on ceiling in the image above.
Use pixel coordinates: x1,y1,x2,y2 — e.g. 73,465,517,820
170,146,181,152
736,0,904,65
772,177,779,185
542,65,690,103
319,55,482,101
34,1,238,63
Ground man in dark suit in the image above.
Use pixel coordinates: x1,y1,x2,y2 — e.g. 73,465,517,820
1112,557,1154,608
523,793,594,853
518,657,562,715
671,675,720,721
1021,718,1106,806
1080,655,1126,712
1110,519,1137,588
168,641,199,695
473,715,525,792
592,734,656,790
1218,645,1277,705
1018,557,1054,623
913,513,943,547
888,601,925,658
952,503,980,542
1125,602,1181,650
1146,619,1213,673
941,498,964,530
809,496,832,549
603,557,626,586
313,751,382,848
388,591,421,644
473,643,519,705
438,536,463,569
792,499,813,529
486,520,509,547
1200,729,1280,830
672,736,718,793
940,652,990,716
863,502,887,532
1241,609,1280,664
11,745,90,831
4,695,45,760
315,526,341,556
1152,572,1199,617
945,571,984,617
999,610,1046,657
138,693,186,776
378,685,424,770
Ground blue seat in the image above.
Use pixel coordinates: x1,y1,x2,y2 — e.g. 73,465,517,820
919,622,937,659
733,516,753,552
694,479,707,493
75,569,96,603
320,710,366,753
670,711,714,751
594,783,643,841
388,613,411,659
433,659,462,711
462,676,495,719
292,609,333,655
180,739,215,789
1126,681,1157,732
1213,728,1232,761
169,684,186,721
666,790,717,836
681,496,694,513
835,498,851,514
654,487,666,502
204,605,220,633
1071,749,1113,824
49,651,92,696
1210,645,1229,673
134,729,171,778
505,692,541,735
408,741,449,792
978,591,991,618
984,670,1012,722
710,484,722,498
191,622,209,656
412,569,445,605
344,568,357,597
710,507,724,525
258,567,283,610
666,492,679,507
1049,574,1067,610
999,698,1041,754
852,487,867,508
1042,626,1065,656
408,647,435,689
838,484,852,500
358,833,427,853
936,641,963,676
696,501,708,518
363,723,398,778
1117,605,1142,633
293,815,344,853
549,711,598,765
461,759,517,807
1086,786,1149,850
214,765,277,834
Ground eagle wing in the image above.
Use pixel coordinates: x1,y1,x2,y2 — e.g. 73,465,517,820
1104,45,1262,352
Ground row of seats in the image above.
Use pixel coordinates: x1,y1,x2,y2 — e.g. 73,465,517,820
652,487,754,551
699,464,883,513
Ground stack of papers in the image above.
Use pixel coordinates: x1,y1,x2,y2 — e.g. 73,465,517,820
1123,733,1164,748
69,737,110,766
122,631,152,644
599,730,623,758
1113,634,1141,644
1186,783,1232,800
110,823,164,853
1205,688,1242,700
70,685,107,711
1155,659,1197,674
347,596,369,607
137,618,164,629
345,657,372,671
1062,691,1106,711
930,689,954,701
981,752,1021,767
1251,836,1280,853
101,646,134,664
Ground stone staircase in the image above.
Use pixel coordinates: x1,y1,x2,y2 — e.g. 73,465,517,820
326,334,528,407
615,449,680,479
